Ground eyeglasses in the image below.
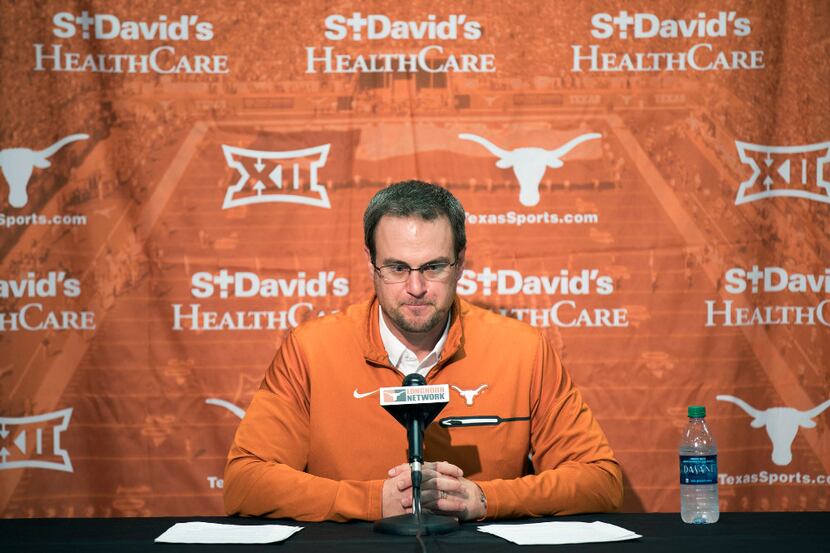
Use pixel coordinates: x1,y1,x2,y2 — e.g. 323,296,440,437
373,260,459,283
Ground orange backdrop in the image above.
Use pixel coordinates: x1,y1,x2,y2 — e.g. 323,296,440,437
1,0,828,517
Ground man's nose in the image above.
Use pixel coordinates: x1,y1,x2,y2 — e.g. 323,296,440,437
405,269,427,296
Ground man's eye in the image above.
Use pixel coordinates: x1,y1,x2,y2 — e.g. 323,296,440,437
424,264,446,273
389,265,409,273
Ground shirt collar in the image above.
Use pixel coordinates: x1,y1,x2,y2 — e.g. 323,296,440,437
378,306,451,375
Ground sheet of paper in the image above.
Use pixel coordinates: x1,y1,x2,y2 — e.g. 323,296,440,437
155,521,303,544
478,521,642,545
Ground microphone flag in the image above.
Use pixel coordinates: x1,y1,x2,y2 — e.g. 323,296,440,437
379,384,449,428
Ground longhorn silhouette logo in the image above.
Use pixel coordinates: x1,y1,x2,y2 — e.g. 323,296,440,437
0,134,89,208
717,395,830,466
451,384,488,406
459,132,601,206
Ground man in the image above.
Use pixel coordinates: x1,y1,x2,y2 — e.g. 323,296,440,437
224,180,622,521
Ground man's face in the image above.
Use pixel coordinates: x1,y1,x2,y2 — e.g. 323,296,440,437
368,215,464,337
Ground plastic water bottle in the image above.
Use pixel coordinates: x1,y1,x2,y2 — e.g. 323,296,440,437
679,405,719,524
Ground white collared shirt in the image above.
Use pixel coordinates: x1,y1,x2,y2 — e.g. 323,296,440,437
379,307,450,377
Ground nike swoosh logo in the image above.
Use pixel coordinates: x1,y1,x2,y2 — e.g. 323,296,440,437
353,388,380,399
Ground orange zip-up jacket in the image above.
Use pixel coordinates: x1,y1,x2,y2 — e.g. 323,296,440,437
224,296,623,521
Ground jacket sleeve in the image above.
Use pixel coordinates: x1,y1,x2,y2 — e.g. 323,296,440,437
223,330,385,522
476,336,623,518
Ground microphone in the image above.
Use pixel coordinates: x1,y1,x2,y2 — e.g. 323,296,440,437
402,373,429,489
375,375,457,536
381,374,448,486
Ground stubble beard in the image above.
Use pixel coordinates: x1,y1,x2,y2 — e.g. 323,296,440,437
386,303,446,334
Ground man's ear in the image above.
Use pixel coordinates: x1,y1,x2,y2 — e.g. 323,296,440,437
455,248,466,279
364,246,374,278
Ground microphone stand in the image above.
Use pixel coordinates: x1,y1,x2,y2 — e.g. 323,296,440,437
373,464,458,535
374,410,458,535
375,376,458,535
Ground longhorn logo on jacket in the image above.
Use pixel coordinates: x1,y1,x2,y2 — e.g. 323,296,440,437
459,132,601,206
717,394,830,466
0,134,89,208
452,384,488,406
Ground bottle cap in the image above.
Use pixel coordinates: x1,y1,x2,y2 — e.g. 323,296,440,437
688,405,706,418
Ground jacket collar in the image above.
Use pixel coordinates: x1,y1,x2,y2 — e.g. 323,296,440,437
357,295,465,374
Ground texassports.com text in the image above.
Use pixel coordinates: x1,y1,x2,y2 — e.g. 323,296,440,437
1,212,88,227
719,471,830,486
466,210,599,227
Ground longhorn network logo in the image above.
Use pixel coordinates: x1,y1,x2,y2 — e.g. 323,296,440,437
734,140,830,205
0,134,89,208
220,143,331,209
717,395,830,466
459,133,601,206
0,408,73,472
383,389,408,403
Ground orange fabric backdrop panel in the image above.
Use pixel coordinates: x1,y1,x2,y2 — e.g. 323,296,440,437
1,0,828,517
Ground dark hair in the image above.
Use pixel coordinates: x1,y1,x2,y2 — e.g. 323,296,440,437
363,180,466,263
